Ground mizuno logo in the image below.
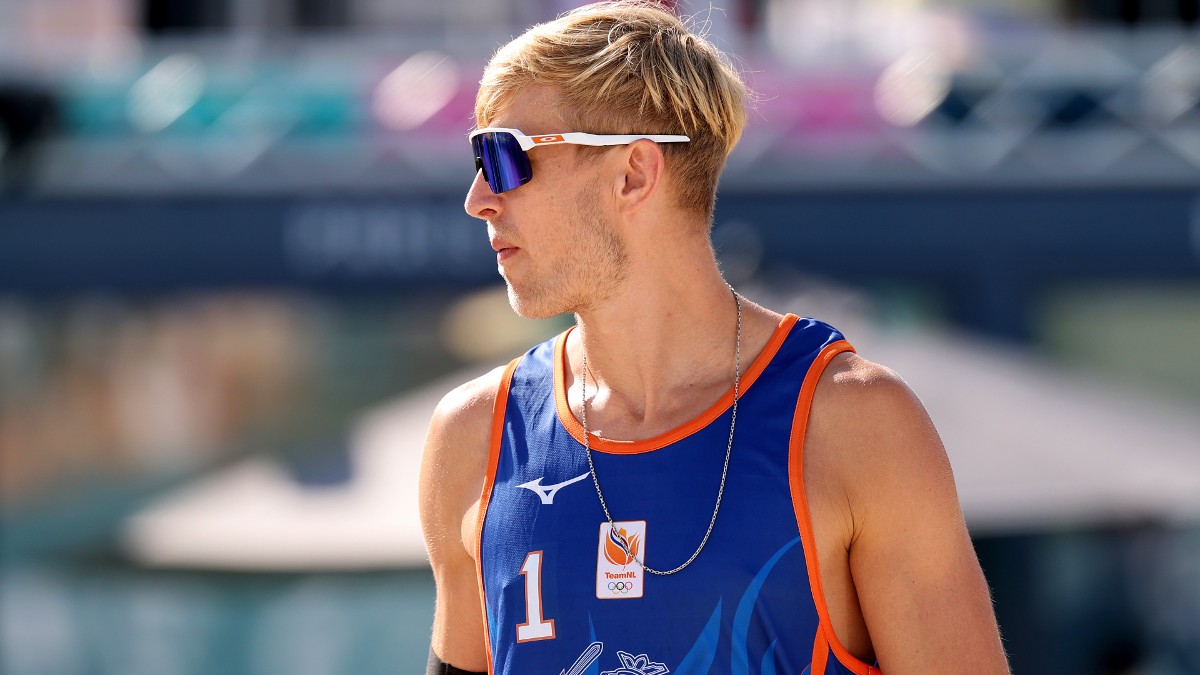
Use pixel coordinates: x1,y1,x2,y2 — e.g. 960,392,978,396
518,473,590,505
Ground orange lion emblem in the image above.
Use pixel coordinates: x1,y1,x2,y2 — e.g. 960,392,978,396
604,526,640,567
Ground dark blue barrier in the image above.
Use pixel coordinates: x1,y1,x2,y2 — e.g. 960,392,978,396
2,188,1197,338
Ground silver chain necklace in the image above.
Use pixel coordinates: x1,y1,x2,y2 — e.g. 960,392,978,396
580,287,741,576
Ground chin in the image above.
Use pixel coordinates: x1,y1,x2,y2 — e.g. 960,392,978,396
505,282,572,320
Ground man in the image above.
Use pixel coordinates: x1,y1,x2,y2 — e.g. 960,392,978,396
420,2,1009,673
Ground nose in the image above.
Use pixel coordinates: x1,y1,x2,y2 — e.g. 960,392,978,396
465,170,502,221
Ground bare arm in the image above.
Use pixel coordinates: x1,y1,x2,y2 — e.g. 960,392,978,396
808,353,1009,674
419,367,507,673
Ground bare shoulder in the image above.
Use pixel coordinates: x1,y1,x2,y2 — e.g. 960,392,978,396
808,351,951,489
419,364,512,562
428,364,509,454
814,351,919,411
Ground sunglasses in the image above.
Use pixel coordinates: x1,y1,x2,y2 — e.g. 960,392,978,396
469,127,690,194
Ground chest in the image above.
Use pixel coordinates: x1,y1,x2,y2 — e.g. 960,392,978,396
480,404,822,666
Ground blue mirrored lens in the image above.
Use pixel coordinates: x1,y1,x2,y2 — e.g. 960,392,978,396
472,132,532,193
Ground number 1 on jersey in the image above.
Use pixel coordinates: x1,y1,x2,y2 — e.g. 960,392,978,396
516,551,556,642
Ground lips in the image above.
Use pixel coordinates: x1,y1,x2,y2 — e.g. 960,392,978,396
490,236,519,262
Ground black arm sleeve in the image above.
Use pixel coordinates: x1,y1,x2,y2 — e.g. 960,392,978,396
427,648,487,675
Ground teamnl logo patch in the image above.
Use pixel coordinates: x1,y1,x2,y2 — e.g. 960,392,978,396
596,521,645,600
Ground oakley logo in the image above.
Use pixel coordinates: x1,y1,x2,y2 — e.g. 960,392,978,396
532,135,564,144
518,473,590,505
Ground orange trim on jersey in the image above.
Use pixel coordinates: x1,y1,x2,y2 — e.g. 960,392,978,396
475,356,522,674
811,626,830,675
788,339,880,675
553,314,801,454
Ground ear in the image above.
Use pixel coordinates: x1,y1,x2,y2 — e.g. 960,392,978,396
614,139,665,215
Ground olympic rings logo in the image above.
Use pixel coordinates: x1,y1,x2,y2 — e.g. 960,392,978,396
607,581,634,594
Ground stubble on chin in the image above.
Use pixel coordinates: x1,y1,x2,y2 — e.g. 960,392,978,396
505,282,558,319
500,260,563,319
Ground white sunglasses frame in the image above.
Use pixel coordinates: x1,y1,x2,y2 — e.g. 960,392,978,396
469,127,691,150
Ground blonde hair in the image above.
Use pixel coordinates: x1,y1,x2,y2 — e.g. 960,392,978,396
475,1,748,221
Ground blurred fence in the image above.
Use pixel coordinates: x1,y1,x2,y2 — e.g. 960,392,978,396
0,26,1198,194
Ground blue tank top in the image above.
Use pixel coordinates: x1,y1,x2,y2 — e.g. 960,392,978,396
476,315,878,675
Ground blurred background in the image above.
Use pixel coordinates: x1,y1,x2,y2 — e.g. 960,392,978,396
1,0,1199,672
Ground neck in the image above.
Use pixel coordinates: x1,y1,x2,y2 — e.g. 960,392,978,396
566,237,777,435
